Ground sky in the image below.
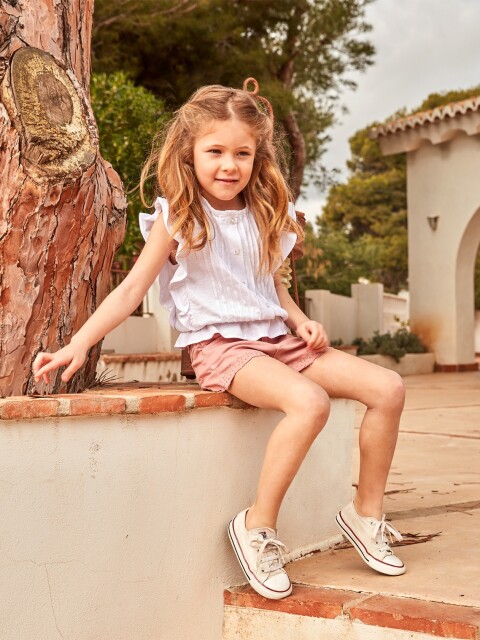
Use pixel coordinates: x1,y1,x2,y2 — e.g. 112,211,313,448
297,0,480,226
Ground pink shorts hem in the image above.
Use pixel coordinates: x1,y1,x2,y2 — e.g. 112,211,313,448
187,334,327,393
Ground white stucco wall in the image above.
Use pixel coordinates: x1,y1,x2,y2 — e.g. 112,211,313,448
406,135,480,364
0,400,354,640
102,280,176,354
351,283,384,339
306,290,357,343
307,284,404,344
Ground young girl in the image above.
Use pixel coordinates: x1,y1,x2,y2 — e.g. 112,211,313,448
33,81,406,601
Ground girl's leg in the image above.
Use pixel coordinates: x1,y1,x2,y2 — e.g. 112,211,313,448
228,355,331,530
300,348,406,519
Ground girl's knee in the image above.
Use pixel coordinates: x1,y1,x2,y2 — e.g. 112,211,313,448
287,386,330,431
376,370,406,411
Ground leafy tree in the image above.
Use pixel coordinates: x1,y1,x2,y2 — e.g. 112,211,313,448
316,84,480,297
90,72,170,262
296,222,404,297
92,0,375,198
320,126,407,291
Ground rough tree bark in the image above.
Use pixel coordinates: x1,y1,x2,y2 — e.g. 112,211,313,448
0,0,127,397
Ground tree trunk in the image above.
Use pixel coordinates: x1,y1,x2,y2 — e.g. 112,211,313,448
282,110,306,200
278,6,306,201
0,0,126,397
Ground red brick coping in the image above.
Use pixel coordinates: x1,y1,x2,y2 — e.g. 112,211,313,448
100,352,181,364
434,363,479,373
225,585,480,639
0,383,245,421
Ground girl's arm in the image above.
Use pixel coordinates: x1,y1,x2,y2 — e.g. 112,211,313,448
274,275,329,350
33,214,175,384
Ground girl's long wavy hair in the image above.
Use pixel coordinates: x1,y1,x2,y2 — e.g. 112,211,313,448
140,83,303,273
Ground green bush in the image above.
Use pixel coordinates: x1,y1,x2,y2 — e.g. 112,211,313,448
90,72,170,264
353,328,427,363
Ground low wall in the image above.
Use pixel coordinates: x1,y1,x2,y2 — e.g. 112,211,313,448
102,280,177,354
359,353,436,376
307,284,409,345
97,352,183,384
0,385,355,640
306,290,357,343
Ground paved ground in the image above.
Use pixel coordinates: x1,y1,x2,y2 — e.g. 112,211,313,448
288,371,480,608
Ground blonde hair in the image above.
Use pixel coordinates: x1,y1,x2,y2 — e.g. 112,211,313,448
140,83,303,273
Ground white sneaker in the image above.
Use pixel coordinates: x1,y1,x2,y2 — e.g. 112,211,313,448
228,509,292,599
336,501,405,576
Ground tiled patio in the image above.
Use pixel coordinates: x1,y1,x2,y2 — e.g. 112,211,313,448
224,371,480,639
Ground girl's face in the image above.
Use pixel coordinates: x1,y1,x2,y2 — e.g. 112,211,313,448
193,118,256,210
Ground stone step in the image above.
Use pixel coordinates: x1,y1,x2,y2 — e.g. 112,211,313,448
224,584,480,640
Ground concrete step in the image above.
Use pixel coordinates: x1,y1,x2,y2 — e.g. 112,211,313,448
224,584,480,640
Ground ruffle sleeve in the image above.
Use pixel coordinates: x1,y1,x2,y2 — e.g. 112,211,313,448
138,197,162,242
279,202,298,262
139,197,179,242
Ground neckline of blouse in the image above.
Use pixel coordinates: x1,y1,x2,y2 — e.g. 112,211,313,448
201,196,247,215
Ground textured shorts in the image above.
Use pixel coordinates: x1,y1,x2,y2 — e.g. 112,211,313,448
187,333,327,392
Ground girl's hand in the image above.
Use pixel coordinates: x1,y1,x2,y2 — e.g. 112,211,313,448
33,343,87,385
296,320,329,350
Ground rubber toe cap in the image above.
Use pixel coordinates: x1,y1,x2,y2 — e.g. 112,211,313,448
264,571,292,593
385,554,404,568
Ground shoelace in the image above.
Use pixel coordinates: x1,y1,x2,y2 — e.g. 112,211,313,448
250,534,287,573
371,516,403,555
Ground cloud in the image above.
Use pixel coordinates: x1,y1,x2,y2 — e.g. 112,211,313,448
298,0,480,223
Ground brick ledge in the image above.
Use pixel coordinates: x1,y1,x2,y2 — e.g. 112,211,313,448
0,383,247,421
225,585,480,639
100,351,181,364
434,363,479,372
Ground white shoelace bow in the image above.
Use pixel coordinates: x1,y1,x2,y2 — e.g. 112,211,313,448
371,516,403,555
250,533,287,572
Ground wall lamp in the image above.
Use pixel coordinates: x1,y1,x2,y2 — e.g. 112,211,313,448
427,215,439,231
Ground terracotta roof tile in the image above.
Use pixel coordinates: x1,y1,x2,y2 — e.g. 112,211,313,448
371,96,480,138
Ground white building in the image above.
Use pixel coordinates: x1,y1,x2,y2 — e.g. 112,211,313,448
373,96,480,370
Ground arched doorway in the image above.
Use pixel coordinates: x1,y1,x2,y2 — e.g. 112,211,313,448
455,208,480,364
373,99,480,369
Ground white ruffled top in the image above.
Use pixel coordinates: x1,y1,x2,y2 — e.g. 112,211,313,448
139,197,297,347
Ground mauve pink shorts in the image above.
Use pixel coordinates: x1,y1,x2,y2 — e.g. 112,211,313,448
187,333,327,392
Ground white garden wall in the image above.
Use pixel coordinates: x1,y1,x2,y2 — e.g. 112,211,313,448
0,394,355,640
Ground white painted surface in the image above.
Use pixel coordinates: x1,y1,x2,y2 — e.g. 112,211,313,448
0,400,354,640
351,283,384,339
307,284,409,344
101,314,158,354
406,138,479,365
380,118,480,366
145,278,179,350
96,354,183,384
103,280,176,354
383,291,409,334
306,289,357,344
223,606,461,640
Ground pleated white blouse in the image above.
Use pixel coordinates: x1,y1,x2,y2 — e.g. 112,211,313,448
139,197,297,347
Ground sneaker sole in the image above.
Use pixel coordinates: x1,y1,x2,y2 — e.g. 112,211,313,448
335,512,405,576
228,518,292,600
